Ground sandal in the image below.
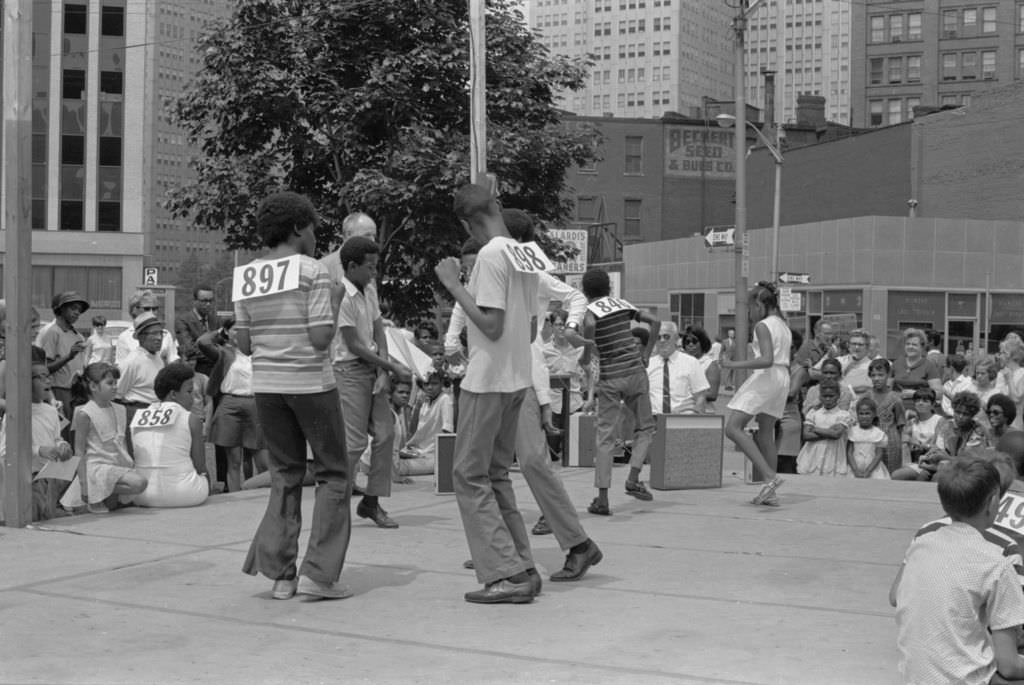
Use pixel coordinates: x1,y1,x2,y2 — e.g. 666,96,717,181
587,498,612,516
752,476,784,506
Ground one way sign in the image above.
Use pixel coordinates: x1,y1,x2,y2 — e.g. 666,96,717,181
778,272,811,285
703,226,735,248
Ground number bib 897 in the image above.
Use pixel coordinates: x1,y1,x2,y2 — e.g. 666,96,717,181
587,296,636,318
503,241,555,274
232,255,302,302
131,404,181,430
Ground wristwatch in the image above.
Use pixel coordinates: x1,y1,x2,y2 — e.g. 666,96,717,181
566,322,579,332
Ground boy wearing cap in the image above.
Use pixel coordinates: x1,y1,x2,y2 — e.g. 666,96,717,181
37,291,89,412
116,312,167,425
115,290,178,367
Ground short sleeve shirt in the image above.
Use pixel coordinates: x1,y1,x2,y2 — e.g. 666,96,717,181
460,237,538,394
332,278,380,365
37,324,85,389
234,255,335,394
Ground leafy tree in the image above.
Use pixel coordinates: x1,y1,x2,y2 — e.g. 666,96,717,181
167,0,598,323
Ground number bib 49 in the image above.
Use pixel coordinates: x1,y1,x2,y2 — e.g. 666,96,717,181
587,296,636,318
503,241,555,274
130,403,182,430
232,255,302,302
995,492,1024,535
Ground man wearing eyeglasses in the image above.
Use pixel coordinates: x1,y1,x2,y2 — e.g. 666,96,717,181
175,285,219,376
115,290,179,367
647,321,709,415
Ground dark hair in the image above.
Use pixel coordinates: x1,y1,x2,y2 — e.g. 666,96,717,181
937,457,1001,520
749,281,780,314
92,315,107,328
581,268,611,299
501,209,535,243
868,357,891,375
390,375,412,391
154,362,195,400
31,345,46,365
925,329,942,349
193,285,213,299
951,390,982,418
338,235,380,271
452,183,494,222
256,191,318,248
547,309,568,325
818,378,840,396
987,393,1017,425
854,396,879,425
947,353,967,374
912,387,937,404
220,315,236,331
997,431,1024,477
789,328,804,355
71,362,119,404
460,238,483,257
418,370,444,389
417,322,438,339
820,357,842,375
683,325,711,355
630,327,649,348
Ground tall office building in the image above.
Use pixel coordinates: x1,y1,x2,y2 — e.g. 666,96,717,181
528,0,734,118
744,0,853,126
851,0,1024,128
1,0,231,318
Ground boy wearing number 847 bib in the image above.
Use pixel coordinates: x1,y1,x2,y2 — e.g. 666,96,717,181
580,268,660,515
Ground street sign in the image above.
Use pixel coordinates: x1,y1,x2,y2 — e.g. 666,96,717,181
779,287,802,312
703,225,735,248
778,271,811,285
143,267,159,287
549,228,588,274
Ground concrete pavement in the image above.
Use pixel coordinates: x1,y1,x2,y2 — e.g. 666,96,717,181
0,447,938,685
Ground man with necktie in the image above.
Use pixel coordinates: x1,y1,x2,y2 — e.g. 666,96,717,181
647,321,709,415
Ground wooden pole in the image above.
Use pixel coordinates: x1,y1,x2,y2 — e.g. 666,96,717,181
468,0,486,184
2,0,35,527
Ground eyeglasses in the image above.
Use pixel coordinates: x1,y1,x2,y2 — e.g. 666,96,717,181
682,336,699,345
141,306,159,312
658,334,673,341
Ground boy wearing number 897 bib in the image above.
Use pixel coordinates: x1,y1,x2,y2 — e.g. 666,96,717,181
131,362,209,508
580,268,660,515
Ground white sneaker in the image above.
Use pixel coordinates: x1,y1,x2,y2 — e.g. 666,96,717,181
297,577,353,600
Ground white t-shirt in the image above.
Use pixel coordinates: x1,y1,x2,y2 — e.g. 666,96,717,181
460,236,538,394
333,277,380,365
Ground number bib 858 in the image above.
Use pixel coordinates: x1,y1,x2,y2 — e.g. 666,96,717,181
130,404,182,430
232,255,302,302
587,296,636,318
503,241,555,274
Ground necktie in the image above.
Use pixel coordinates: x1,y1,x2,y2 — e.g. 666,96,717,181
662,357,671,414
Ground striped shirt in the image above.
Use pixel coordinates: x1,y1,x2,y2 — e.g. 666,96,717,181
914,516,1024,588
234,254,335,394
593,308,642,380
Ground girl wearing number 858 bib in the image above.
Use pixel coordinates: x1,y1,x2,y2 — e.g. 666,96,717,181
130,363,209,508
720,282,792,507
71,363,148,513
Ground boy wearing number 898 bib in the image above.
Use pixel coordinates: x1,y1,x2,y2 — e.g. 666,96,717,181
580,268,660,515
131,362,209,508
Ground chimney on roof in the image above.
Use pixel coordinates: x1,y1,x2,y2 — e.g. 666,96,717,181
795,94,826,128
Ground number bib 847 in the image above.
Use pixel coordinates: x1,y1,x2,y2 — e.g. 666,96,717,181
587,296,636,318
131,404,181,430
503,241,555,274
232,255,302,302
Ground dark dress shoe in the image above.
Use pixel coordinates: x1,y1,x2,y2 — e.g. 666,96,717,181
356,502,399,529
464,579,535,604
527,569,542,597
550,541,603,582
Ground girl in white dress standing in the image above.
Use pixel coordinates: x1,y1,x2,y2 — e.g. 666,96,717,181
720,282,791,506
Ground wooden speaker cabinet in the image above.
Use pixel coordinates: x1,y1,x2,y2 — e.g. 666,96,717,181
649,414,724,490
564,413,596,467
434,433,457,495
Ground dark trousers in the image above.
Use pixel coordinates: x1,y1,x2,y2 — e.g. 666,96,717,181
243,390,351,584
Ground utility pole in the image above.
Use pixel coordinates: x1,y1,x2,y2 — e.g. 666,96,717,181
2,0,35,527
468,0,486,184
732,2,756,361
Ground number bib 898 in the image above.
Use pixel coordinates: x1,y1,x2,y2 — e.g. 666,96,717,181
131,404,181,430
587,296,636,318
503,241,555,274
232,255,302,302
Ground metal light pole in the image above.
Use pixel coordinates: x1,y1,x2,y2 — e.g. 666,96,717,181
468,0,486,184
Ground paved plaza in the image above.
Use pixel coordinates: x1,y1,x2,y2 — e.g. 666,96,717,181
0,447,934,685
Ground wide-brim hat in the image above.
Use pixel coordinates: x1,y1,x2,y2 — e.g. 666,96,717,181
51,291,90,315
133,312,163,338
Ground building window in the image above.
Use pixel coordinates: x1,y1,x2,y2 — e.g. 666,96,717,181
962,8,978,35
982,7,997,34
1018,48,1024,77
577,196,598,221
100,71,123,95
888,99,902,125
961,51,978,80
906,97,920,118
940,94,959,106
907,55,921,82
670,293,705,331
942,10,958,37
98,137,121,166
618,68,625,83
60,201,84,231
889,14,904,41
623,199,642,237
61,135,84,165
982,50,996,78
869,99,883,126
101,6,125,37
888,56,903,83
624,136,643,174
907,13,922,40
1019,4,1024,32
942,53,958,80
870,15,885,43
870,58,884,84
63,4,87,34
62,70,85,99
